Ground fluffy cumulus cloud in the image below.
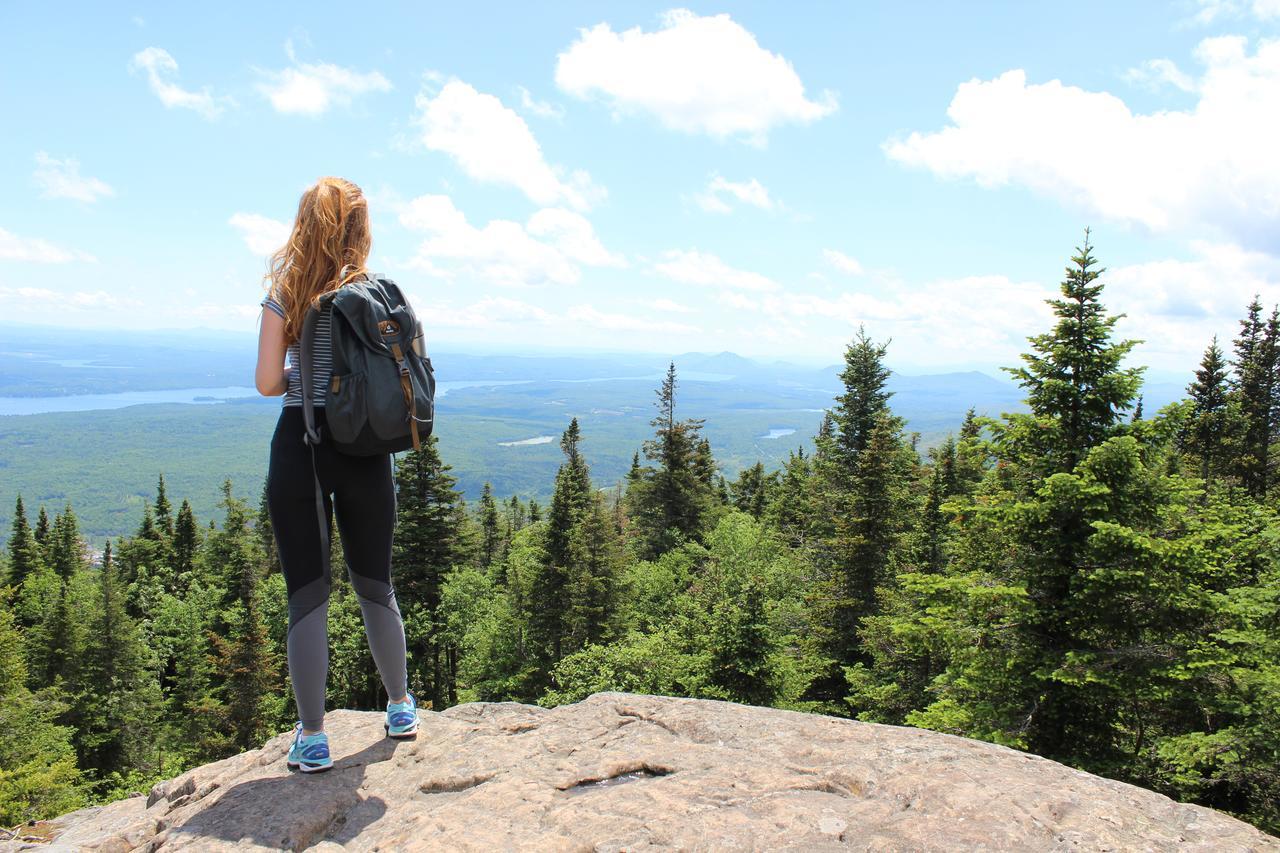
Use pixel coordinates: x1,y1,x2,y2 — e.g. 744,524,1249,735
33,153,114,203
516,85,565,120
0,227,96,263
229,213,291,256
255,41,392,116
823,249,864,276
398,194,624,287
694,175,773,213
1193,0,1280,23
885,36,1280,250
129,47,234,119
555,8,837,145
1104,241,1280,370
415,79,603,211
653,249,779,292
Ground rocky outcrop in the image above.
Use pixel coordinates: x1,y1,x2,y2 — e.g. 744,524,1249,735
5,692,1275,851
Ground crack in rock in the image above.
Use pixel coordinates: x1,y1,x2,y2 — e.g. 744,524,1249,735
419,770,498,794
561,761,677,795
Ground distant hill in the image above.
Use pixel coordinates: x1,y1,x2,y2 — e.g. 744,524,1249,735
0,328,1189,543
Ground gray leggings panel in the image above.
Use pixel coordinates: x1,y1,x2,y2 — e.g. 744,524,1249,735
287,572,409,730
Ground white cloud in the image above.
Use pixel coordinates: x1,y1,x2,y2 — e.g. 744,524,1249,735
398,194,623,286
823,249,864,276
255,41,392,116
567,304,698,334
516,85,565,119
653,249,779,292
652,297,696,314
229,213,290,256
422,296,555,329
414,78,603,211
0,286,135,309
694,174,773,213
129,47,234,120
33,152,114,203
555,8,837,145
1105,240,1280,371
1124,58,1197,93
0,227,96,263
885,36,1280,250
1192,0,1280,23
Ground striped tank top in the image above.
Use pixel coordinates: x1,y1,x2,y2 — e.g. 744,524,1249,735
260,294,332,407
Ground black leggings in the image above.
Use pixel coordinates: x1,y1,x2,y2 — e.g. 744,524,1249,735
266,406,407,729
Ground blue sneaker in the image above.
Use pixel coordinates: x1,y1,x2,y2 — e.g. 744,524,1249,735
385,691,418,738
286,722,333,773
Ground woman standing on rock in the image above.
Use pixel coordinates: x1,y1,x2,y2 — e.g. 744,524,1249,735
254,176,419,773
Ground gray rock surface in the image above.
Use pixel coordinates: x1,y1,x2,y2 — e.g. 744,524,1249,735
4,691,1276,851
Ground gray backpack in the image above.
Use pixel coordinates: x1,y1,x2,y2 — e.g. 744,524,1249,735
299,273,436,456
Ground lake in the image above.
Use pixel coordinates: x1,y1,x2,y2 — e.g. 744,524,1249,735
0,379,566,416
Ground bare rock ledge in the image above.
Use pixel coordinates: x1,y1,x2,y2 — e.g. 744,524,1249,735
5,692,1275,852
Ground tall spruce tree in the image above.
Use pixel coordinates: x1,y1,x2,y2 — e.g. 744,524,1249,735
75,540,161,776
531,419,593,671
394,435,466,709
1186,335,1231,486
564,492,624,652
478,482,501,571
154,474,175,540
172,499,200,585
205,483,281,753
7,495,43,590
33,506,50,552
1002,230,1145,474
630,363,715,557
830,325,893,472
1229,297,1278,498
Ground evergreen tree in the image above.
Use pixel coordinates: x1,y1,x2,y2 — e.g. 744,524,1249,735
204,483,282,753
506,495,527,534
75,540,161,777
916,437,956,573
172,499,200,583
764,448,814,549
731,462,777,519
33,506,50,551
830,325,893,471
136,503,162,544
394,436,466,709
630,363,716,557
705,575,782,706
1186,335,1231,485
7,495,43,591
564,493,624,652
154,474,175,540
48,506,85,582
531,419,593,672
528,500,541,524
478,482,501,571
0,595,85,825
1002,230,1145,474
1230,297,1278,498
256,479,279,578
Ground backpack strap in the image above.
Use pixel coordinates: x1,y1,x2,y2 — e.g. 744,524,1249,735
389,341,420,451
298,295,333,579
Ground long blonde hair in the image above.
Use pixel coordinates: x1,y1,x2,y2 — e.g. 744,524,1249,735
265,176,371,346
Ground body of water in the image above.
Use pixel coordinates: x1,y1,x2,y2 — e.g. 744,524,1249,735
0,378,560,416
761,428,797,439
0,386,261,416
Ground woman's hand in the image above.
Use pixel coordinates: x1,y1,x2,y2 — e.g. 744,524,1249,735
256,308,290,396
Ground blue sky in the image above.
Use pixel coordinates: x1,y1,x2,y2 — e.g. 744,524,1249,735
2,1,1278,378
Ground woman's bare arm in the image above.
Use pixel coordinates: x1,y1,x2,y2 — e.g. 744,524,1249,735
255,308,290,396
